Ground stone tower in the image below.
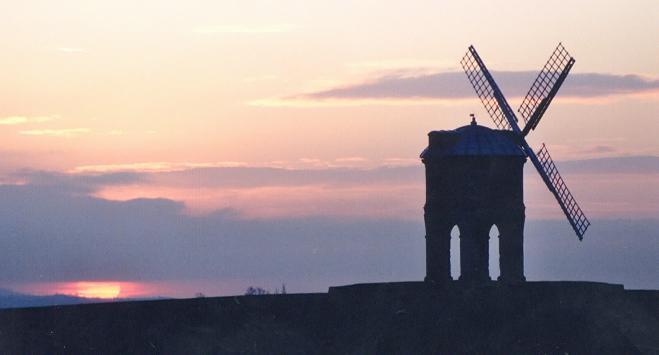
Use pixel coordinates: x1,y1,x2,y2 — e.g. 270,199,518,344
421,118,527,283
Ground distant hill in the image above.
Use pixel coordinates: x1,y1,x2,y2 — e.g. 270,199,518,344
0,288,167,309
0,288,112,309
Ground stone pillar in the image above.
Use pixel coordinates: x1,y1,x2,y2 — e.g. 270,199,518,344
424,212,452,283
498,215,526,283
459,221,491,282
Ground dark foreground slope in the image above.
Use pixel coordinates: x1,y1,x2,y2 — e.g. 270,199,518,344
0,281,658,354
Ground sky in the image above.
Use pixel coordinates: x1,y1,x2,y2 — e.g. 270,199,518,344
0,0,657,298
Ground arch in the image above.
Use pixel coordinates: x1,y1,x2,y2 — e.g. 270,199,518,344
489,224,500,238
450,225,461,279
450,225,461,238
488,224,500,279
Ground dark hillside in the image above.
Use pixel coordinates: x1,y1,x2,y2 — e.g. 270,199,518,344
0,282,657,354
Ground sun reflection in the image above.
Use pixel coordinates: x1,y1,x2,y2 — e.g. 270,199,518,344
75,282,121,299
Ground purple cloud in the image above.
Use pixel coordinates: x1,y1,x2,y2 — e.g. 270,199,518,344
297,71,659,100
0,156,658,294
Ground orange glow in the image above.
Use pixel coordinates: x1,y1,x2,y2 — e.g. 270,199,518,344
74,282,121,299
12,281,152,299
9,280,248,299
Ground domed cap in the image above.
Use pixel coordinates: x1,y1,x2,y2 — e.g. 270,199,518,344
420,119,525,160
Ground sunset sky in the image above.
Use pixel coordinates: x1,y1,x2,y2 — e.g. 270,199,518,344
1,1,658,298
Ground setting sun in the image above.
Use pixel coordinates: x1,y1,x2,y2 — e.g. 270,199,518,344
75,282,121,299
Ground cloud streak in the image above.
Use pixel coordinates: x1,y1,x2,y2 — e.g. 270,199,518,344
19,128,90,138
0,116,57,125
267,71,659,106
68,156,659,220
72,156,659,187
553,156,659,174
71,161,250,174
193,24,296,34
56,47,86,53
11,170,143,194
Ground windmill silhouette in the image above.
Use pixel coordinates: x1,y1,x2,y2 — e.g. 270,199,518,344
462,43,590,239
422,44,590,283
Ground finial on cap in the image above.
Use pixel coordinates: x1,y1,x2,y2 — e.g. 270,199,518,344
470,113,477,125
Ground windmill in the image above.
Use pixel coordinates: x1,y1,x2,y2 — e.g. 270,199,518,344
460,43,590,240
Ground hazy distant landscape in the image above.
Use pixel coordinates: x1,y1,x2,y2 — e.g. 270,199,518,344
0,288,113,309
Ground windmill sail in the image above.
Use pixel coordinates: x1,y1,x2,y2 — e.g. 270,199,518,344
460,46,517,130
460,44,590,240
518,43,575,136
535,144,590,239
